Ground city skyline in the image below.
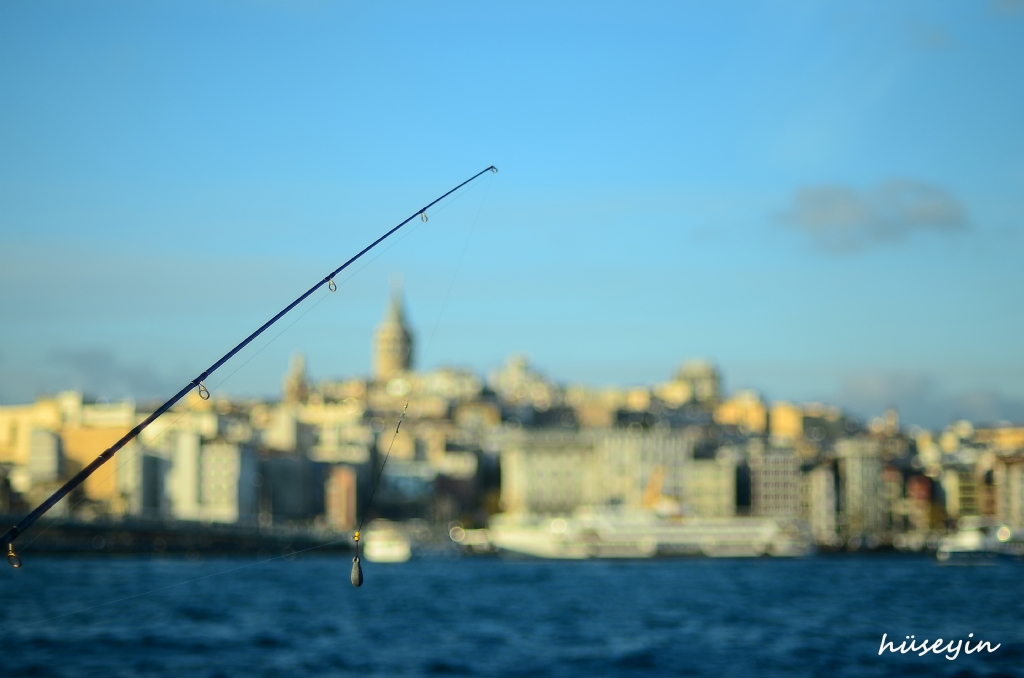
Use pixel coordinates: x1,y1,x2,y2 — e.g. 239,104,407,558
2,2,1023,429
2,284,1018,433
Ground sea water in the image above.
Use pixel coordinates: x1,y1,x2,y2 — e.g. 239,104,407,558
1,554,1021,677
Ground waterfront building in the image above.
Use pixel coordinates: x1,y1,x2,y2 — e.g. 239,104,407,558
915,431,943,474
807,464,837,544
165,432,258,524
499,429,701,516
836,438,884,537
880,466,904,532
256,454,315,523
685,455,737,517
905,474,934,532
29,429,62,484
325,464,358,530
993,453,1024,528
595,430,700,509
749,441,802,519
0,391,137,516
200,439,259,524
500,430,594,514
941,466,978,521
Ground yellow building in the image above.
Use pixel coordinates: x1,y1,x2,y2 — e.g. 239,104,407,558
61,426,133,514
653,380,692,407
974,426,1024,453
0,392,136,515
653,360,720,406
770,402,804,442
0,396,65,466
714,390,768,434
565,386,622,428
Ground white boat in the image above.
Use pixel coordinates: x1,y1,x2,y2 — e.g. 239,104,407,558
488,508,811,559
935,518,1022,563
361,522,412,563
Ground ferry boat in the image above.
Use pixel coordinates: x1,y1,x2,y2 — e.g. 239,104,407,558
487,508,811,559
936,517,1024,563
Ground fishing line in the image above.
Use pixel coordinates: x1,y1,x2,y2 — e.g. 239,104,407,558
329,176,486,293
14,288,342,556
16,281,343,553
350,174,494,587
3,166,497,568
421,175,492,359
16,288,335,554
14,168,498,623
14,169,497,623
198,177,488,391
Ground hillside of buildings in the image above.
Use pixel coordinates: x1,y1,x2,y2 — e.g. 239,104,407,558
2,290,1023,554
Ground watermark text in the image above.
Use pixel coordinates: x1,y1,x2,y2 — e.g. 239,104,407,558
879,633,999,660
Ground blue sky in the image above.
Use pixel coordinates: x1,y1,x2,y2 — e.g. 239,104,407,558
1,1,1022,428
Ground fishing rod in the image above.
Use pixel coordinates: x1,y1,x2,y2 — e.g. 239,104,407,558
3,165,498,569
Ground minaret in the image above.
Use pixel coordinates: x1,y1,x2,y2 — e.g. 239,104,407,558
372,281,413,382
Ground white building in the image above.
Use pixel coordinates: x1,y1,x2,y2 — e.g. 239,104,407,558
499,429,704,516
166,433,257,524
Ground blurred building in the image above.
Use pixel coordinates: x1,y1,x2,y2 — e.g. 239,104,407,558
904,475,933,532
685,455,737,518
654,360,720,407
836,438,884,538
564,386,621,429
325,465,358,530
165,432,258,524
373,286,413,382
0,391,137,517
769,402,803,444
5,286,1023,553
714,390,768,435
499,429,703,516
749,441,802,518
806,464,837,544
993,453,1024,529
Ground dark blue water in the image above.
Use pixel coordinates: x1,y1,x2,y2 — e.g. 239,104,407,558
1,554,1021,677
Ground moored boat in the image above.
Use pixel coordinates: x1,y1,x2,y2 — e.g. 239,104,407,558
362,521,412,563
487,508,811,559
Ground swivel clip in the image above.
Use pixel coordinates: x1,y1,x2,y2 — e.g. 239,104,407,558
6,543,21,569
